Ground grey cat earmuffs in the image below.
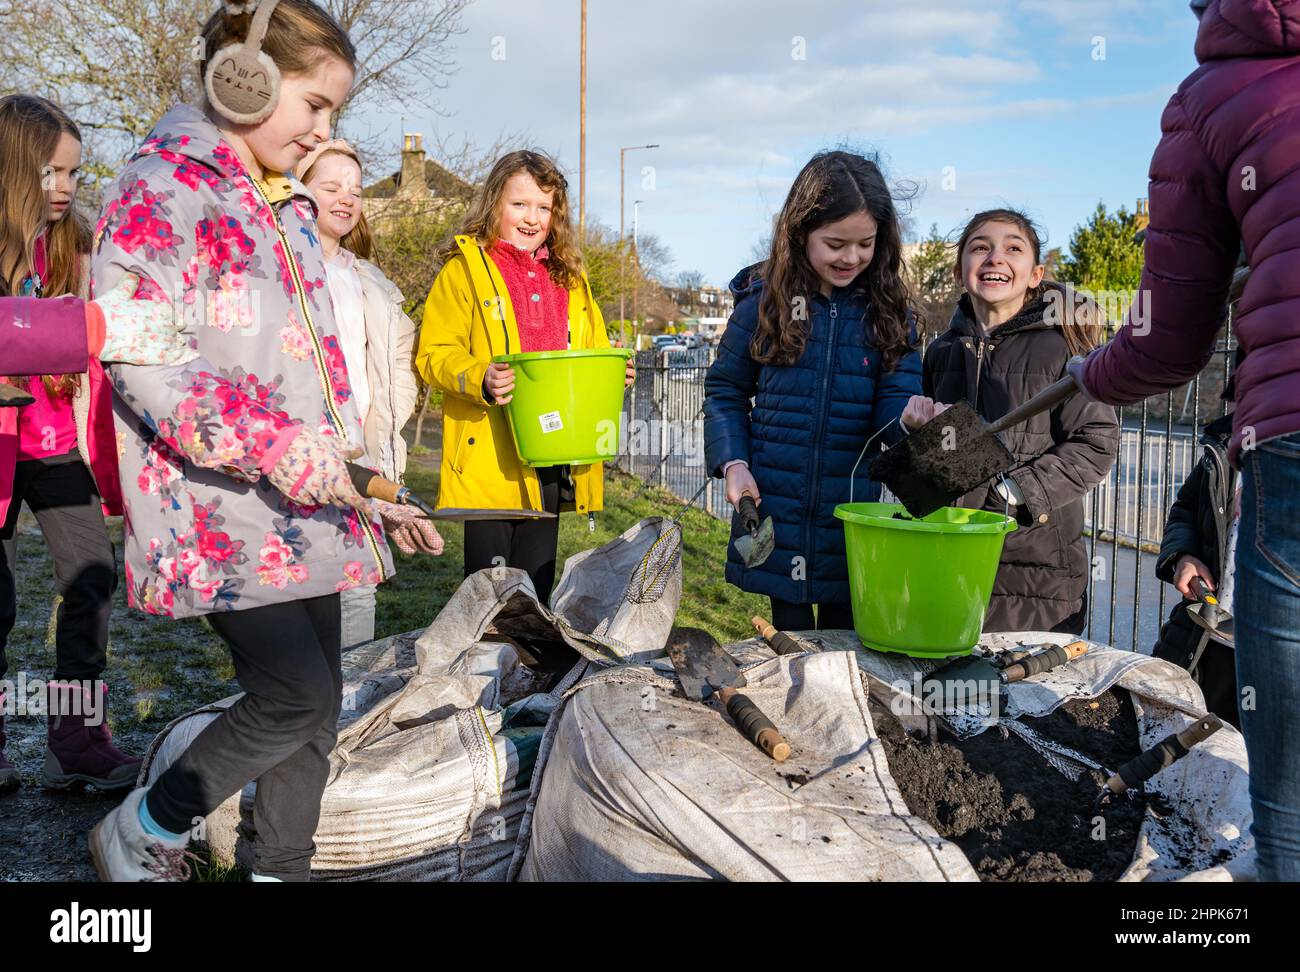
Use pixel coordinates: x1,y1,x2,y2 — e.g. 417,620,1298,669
204,0,284,125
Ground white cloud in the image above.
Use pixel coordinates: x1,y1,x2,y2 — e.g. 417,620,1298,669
351,0,1193,284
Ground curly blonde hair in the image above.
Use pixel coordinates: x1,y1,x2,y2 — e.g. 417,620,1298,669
438,150,583,289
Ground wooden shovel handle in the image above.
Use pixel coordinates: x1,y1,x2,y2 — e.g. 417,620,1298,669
751,616,805,656
738,493,761,533
1106,714,1223,795
1002,640,1088,683
984,372,1081,436
718,686,790,762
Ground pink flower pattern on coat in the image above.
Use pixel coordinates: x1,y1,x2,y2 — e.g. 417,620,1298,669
97,106,393,620
257,530,309,589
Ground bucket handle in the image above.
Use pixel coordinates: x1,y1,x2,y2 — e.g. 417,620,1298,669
849,417,904,505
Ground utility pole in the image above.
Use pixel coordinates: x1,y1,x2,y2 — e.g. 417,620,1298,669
579,0,587,239
633,199,643,343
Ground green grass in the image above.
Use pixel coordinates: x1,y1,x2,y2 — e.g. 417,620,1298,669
378,453,766,645
4,422,757,881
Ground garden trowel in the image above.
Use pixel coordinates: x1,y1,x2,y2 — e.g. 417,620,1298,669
665,626,790,762
921,640,1090,713
0,384,34,408
1186,576,1234,677
1095,713,1223,810
734,493,774,568
346,462,555,520
870,365,1086,518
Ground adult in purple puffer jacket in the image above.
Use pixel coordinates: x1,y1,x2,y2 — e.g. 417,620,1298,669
1075,0,1300,880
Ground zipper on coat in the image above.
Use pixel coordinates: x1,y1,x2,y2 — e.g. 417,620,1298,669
477,247,511,355
803,297,838,601
250,179,388,582
386,281,402,483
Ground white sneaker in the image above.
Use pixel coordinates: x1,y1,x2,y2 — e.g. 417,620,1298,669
89,787,195,882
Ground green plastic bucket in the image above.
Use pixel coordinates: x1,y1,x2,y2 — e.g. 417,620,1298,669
833,502,1018,658
492,348,633,467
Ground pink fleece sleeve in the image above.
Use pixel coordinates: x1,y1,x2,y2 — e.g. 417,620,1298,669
0,295,90,375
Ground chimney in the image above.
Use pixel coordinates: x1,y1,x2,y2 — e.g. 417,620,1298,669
396,133,428,201
1134,196,1150,231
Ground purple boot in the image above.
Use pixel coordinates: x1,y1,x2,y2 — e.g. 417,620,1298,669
0,695,19,794
42,681,141,791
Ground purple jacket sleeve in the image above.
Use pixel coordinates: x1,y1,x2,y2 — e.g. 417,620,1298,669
0,295,90,375
1080,90,1240,404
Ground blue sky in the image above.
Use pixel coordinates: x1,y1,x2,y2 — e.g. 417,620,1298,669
351,0,1202,287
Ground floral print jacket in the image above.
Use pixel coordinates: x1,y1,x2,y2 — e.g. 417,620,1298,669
91,103,393,619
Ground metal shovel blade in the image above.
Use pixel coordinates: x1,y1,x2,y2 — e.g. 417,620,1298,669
665,626,746,701
920,652,1005,712
423,508,558,521
1187,601,1235,648
868,401,1014,518
0,384,35,409
735,516,775,568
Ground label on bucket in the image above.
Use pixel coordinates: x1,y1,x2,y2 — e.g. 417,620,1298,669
539,411,564,434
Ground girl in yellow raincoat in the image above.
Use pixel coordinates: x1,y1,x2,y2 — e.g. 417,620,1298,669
416,150,633,602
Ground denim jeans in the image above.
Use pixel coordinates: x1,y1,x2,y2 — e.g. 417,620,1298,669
1237,430,1300,881
339,583,377,651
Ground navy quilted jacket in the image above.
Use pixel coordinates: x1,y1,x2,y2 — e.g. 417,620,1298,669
704,265,922,604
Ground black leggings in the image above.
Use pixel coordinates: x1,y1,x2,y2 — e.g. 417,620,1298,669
769,598,855,632
146,593,342,881
0,452,116,681
463,466,563,604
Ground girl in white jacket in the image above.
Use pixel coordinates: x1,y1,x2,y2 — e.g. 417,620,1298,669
298,139,442,648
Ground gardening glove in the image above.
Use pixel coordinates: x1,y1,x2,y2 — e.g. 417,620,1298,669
373,500,444,556
264,426,366,508
90,272,196,366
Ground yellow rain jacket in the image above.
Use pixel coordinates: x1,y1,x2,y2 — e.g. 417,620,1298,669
415,235,610,515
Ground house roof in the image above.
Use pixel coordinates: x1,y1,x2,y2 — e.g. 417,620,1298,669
363,158,473,199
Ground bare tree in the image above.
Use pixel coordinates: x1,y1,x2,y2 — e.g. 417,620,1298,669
675,269,705,293
0,0,471,196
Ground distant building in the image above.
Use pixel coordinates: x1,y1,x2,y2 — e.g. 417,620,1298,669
361,133,472,228
665,283,735,321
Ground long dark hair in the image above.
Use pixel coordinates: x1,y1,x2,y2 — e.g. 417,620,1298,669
954,208,1102,357
752,151,916,372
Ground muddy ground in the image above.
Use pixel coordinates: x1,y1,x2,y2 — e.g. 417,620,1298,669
870,688,1149,881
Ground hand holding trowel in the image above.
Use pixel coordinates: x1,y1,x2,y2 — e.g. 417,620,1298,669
734,492,774,568
665,626,790,762
1186,576,1234,677
870,358,1089,518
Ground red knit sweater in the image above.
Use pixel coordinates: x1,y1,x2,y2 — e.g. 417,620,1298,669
491,239,569,352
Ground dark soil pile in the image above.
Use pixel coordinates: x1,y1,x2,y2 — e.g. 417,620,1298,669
870,688,1148,882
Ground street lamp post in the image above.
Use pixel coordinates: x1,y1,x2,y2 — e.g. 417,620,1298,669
633,199,643,343
619,143,658,345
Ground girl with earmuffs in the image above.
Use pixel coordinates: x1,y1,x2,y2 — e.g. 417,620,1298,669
86,0,436,882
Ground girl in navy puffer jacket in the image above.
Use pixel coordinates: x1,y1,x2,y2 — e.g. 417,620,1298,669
704,151,922,631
